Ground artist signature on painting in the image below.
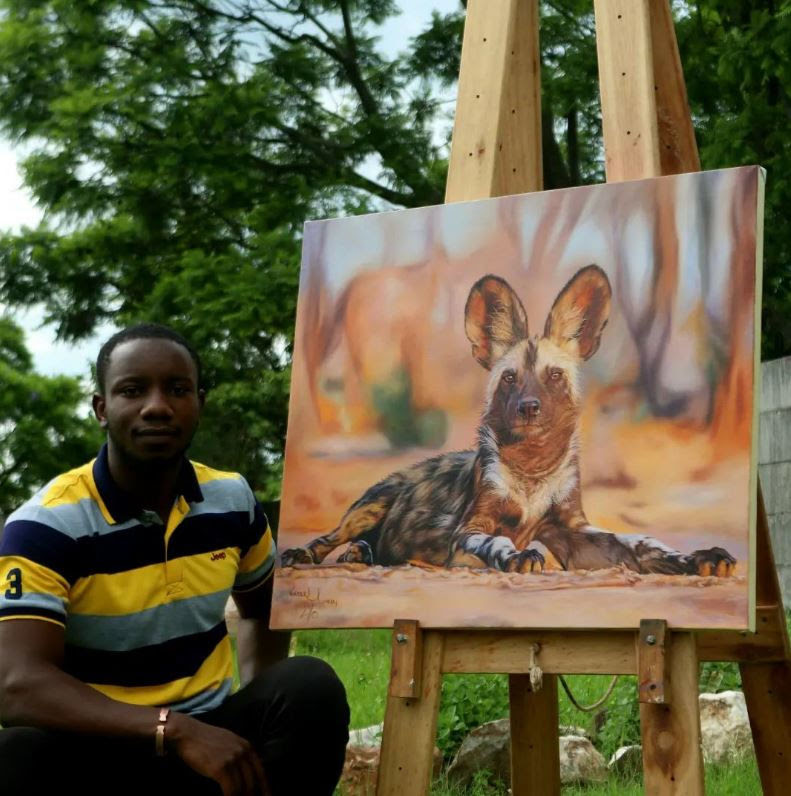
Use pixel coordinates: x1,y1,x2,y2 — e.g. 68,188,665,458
289,586,338,622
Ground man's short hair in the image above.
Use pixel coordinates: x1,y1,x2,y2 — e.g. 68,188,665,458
95,323,203,394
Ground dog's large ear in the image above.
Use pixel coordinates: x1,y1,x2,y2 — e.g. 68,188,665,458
465,275,529,370
544,265,612,360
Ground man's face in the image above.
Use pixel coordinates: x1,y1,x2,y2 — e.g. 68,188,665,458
92,338,205,467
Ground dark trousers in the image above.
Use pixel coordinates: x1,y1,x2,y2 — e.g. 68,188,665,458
0,656,350,796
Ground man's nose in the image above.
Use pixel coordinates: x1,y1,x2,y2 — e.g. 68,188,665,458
518,397,541,417
140,389,174,417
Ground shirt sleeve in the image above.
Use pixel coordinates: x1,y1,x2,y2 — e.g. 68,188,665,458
0,511,75,627
232,494,276,593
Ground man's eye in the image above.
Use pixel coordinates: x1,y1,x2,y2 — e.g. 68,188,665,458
502,371,516,384
120,387,140,397
172,386,188,396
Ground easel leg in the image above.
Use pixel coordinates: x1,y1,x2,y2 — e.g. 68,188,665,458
640,632,704,795
509,673,560,795
740,661,791,794
377,631,444,796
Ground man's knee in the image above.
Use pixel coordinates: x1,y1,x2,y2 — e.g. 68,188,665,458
0,727,62,790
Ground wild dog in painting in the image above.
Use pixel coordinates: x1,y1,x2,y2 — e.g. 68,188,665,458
281,267,736,576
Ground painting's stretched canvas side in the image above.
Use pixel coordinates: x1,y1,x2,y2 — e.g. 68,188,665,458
271,166,763,631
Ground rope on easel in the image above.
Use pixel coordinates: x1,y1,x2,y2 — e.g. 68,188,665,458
559,674,619,713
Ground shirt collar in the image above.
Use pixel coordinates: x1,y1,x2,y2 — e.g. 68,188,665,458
92,443,204,524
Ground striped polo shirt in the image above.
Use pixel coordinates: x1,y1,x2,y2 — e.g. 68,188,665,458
0,444,275,715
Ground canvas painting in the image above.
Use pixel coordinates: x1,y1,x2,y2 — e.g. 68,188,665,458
270,166,763,631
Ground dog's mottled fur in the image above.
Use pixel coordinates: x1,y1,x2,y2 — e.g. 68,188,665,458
282,267,736,576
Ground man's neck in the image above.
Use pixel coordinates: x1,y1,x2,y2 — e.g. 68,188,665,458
106,443,183,523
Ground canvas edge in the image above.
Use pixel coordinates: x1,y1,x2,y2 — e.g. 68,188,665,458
748,166,767,634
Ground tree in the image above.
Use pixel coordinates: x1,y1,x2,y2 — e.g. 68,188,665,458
0,317,102,515
0,0,788,498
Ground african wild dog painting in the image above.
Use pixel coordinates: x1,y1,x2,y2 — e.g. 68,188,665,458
281,266,736,577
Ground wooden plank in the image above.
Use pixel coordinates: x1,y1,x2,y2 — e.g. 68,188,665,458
593,0,661,181
697,605,787,663
638,619,669,704
389,619,423,699
649,0,701,174
510,673,561,796
640,632,704,795
740,485,791,794
442,630,636,674
740,661,791,794
377,631,444,796
445,0,542,202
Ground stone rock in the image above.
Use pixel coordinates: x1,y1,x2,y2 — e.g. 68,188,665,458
446,719,607,787
340,745,380,796
559,724,592,740
349,722,383,748
340,733,442,795
608,745,643,777
699,690,754,763
559,735,607,784
447,718,510,785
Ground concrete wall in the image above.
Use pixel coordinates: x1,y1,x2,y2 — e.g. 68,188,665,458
759,356,791,606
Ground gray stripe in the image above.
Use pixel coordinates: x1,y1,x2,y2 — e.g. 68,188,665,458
195,476,252,517
167,678,234,715
9,499,139,539
0,591,67,618
234,557,274,589
64,590,230,651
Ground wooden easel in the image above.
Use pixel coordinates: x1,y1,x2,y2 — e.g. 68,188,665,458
375,2,791,794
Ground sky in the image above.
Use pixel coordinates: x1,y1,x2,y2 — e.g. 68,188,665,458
0,0,460,380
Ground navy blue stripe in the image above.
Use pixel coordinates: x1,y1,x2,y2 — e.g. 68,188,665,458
2,513,256,579
0,605,65,624
167,511,252,561
63,621,227,686
67,512,250,576
0,520,79,583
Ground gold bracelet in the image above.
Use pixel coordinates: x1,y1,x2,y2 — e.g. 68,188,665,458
155,707,170,757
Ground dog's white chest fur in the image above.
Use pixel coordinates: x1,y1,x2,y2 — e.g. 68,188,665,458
484,442,578,526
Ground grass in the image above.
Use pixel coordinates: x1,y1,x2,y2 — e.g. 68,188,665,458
294,628,763,795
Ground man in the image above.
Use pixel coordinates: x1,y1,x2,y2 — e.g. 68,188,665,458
0,324,350,796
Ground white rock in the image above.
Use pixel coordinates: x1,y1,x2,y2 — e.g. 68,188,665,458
699,691,754,763
447,718,510,785
349,723,383,748
559,735,607,784
608,744,643,776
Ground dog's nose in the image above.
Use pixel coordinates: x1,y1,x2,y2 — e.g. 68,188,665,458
518,397,541,417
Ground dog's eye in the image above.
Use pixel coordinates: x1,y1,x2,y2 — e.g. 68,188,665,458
549,369,563,381
502,371,516,384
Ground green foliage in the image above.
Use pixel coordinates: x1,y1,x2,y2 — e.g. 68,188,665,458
436,674,509,757
1,0,790,498
0,317,102,515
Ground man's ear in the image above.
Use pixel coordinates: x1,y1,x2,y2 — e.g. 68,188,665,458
92,393,108,429
544,265,612,361
198,388,206,411
465,275,529,370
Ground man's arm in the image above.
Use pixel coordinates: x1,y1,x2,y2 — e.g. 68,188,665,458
0,619,268,796
232,576,291,686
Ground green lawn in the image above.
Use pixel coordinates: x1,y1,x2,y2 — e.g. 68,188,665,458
294,628,763,795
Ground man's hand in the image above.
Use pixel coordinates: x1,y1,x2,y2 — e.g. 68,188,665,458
169,712,270,796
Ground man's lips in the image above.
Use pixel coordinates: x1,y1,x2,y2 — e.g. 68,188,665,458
134,427,180,438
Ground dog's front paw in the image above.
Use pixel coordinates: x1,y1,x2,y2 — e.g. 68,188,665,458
337,540,374,565
280,547,317,567
689,546,736,577
505,548,545,574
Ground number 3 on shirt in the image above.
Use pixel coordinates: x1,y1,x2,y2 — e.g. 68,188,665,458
4,568,22,600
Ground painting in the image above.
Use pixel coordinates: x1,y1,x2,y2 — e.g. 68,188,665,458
270,166,763,631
